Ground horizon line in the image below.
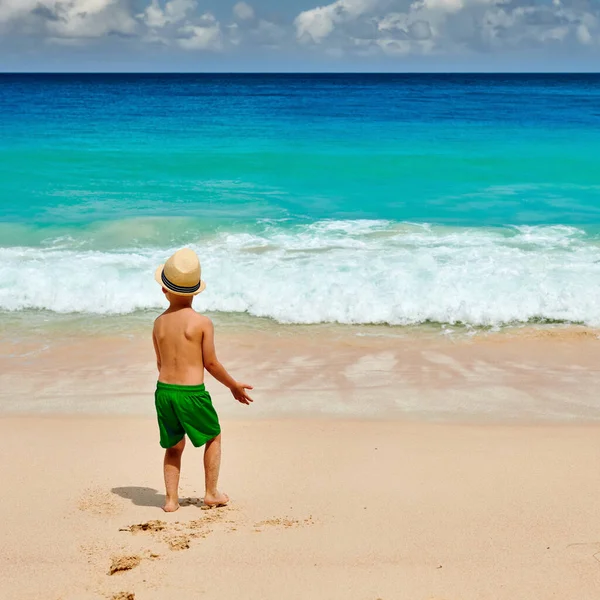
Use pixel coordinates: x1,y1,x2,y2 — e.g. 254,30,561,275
2,71,600,75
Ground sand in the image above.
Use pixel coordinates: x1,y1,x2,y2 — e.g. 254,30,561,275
2,417,600,599
2,325,600,598
2,323,600,420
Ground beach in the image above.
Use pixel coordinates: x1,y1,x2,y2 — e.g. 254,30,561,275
3,73,600,599
3,326,600,599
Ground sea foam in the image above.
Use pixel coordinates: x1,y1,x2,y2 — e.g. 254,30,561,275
1,221,599,327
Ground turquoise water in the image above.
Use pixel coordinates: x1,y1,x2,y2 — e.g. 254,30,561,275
1,74,600,326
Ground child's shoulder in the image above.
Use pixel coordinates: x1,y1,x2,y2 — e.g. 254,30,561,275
190,310,212,327
152,309,212,329
153,311,167,326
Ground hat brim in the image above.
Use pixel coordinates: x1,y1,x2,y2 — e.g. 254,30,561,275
155,265,206,296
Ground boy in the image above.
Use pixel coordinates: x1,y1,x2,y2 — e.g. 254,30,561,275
152,248,253,513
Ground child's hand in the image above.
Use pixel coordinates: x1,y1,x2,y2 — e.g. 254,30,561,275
230,382,254,405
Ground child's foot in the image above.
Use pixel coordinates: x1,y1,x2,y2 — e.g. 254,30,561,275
203,491,229,507
162,498,180,513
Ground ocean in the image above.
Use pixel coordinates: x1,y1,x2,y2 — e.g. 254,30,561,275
1,73,600,329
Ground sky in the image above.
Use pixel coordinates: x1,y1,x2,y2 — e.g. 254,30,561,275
0,0,599,72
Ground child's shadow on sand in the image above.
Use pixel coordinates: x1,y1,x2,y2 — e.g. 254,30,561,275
112,487,202,508
111,486,166,508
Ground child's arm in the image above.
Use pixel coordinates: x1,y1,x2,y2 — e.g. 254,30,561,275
152,330,161,374
201,318,253,405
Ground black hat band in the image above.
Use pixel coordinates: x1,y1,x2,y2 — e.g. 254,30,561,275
161,269,201,294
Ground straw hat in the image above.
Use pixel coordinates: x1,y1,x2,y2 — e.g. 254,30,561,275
155,248,206,296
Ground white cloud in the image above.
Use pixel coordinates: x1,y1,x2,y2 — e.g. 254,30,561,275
0,0,598,61
47,0,137,38
0,0,44,23
376,12,432,40
0,0,138,39
377,12,407,32
294,0,378,43
474,3,599,50
294,5,336,42
421,0,465,13
177,13,222,50
377,38,412,54
0,0,138,38
294,0,600,56
140,0,196,29
233,2,255,21
577,23,592,45
46,36,87,46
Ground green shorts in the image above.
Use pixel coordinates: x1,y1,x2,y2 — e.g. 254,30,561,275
155,382,221,449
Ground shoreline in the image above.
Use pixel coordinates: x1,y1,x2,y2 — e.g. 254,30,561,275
2,307,599,336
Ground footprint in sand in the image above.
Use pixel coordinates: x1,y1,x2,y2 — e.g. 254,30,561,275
166,535,191,551
108,555,141,575
78,487,123,517
108,551,159,575
253,516,315,532
118,510,232,552
119,520,166,533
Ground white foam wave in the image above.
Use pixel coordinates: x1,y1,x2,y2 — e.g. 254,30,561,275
1,221,600,326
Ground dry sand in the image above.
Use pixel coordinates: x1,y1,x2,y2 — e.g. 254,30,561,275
1,417,600,599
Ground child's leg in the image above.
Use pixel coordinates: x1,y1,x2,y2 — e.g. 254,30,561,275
203,434,229,506
163,437,186,512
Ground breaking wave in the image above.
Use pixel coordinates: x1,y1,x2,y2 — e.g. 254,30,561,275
1,220,599,327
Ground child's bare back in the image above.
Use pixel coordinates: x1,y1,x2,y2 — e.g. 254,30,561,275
153,307,211,386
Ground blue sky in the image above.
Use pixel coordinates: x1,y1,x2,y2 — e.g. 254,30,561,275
0,0,598,71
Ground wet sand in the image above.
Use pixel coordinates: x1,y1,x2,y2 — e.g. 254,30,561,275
1,323,600,420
